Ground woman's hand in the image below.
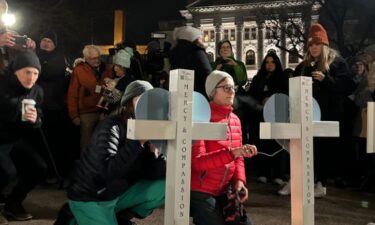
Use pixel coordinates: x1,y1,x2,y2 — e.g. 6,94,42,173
231,144,257,158
223,57,237,66
216,64,223,70
149,143,161,157
235,180,248,202
311,71,325,82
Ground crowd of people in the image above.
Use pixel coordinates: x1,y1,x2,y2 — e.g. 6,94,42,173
0,0,374,224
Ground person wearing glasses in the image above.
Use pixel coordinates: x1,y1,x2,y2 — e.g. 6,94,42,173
190,70,257,225
212,39,250,144
67,45,112,152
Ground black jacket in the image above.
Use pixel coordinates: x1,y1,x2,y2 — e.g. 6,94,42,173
67,115,166,201
0,69,43,144
37,49,68,111
293,56,355,121
170,40,212,96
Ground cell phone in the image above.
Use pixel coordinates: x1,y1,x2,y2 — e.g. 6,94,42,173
14,35,27,46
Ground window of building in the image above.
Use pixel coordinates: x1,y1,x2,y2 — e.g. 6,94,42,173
244,28,250,40
246,50,256,65
224,29,229,40
203,30,215,42
230,29,236,41
223,29,235,41
203,30,209,42
250,27,257,40
209,30,215,42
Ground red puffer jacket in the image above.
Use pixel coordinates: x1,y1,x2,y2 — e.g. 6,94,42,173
190,102,246,196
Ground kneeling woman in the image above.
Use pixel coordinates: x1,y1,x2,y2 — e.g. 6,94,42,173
67,80,166,225
190,71,258,225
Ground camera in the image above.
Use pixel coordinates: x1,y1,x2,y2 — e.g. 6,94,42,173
14,35,28,46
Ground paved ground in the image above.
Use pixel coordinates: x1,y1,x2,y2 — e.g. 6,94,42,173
6,180,375,225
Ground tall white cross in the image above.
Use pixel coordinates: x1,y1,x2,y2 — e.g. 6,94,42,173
127,69,227,225
260,76,340,225
367,102,375,153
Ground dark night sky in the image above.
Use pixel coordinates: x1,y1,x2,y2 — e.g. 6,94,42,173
121,0,187,43
9,0,187,57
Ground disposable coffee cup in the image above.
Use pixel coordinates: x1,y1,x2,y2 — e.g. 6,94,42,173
21,99,36,121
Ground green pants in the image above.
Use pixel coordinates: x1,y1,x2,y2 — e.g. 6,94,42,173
69,179,165,225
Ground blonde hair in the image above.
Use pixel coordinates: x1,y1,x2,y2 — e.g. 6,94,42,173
82,45,101,60
304,45,339,72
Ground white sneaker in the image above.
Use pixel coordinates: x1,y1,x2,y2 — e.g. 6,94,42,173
314,182,327,198
278,181,291,196
273,178,285,186
257,176,267,183
367,223,375,225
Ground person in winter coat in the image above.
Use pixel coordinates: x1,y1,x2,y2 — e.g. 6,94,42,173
0,0,36,74
247,52,289,187
170,26,212,96
212,39,250,143
99,48,135,114
0,50,47,223
66,80,166,225
212,40,247,88
36,30,74,178
290,23,355,197
67,45,112,152
190,70,257,225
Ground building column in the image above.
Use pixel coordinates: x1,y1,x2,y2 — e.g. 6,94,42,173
256,21,264,69
214,23,222,47
235,19,244,61
280,21,287,68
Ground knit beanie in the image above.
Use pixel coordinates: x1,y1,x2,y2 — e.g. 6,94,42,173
113,48,133,68
205,70,233,98
307,24,329,47
364,44,375,59
120,80,153,106
173,26,202,42
13,50,41,73
40,30,58,47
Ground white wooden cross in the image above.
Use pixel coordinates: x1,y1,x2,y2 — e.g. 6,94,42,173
126,69,227,225
367,102,375,153
260,76,340,225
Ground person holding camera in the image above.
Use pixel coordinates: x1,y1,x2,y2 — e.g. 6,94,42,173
292,23,354,197
190,71,257,225
0,50,47,224
0,0,36,75
57,80,166,225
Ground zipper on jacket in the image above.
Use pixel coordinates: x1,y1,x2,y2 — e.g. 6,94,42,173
199,171,207,187
219,113,232,189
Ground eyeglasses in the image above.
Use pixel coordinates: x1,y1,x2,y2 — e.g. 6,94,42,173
215,84,236,93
